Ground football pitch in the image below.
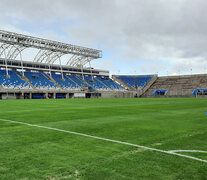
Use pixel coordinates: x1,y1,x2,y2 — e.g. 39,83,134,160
0,98,207,180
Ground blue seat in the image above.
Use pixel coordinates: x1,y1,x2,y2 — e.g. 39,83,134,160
24,71,60,90
0,69,31,89
50,73,81,90
136,76,152,87
117,76,153,88
96,77,124,90
68,74,88,87
153,90,168,95
83,76,108,90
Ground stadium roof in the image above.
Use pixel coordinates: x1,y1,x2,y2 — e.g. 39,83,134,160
0,30,102,66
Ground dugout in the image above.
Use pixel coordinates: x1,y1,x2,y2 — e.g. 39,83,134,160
32,93,45,99
56,93,66,99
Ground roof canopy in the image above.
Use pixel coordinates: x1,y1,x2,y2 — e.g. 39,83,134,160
0,30,102,67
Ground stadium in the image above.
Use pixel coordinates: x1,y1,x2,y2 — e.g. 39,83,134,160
0,1,207,179
1,30,207,100
0,29,207,180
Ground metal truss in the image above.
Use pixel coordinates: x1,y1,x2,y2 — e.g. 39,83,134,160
0,43,12,57
46,52,64,64
0,43,25,59
34,50,53,63
0,29,101,77
0,43,26,61
34,50,64,64
7,45,26,59
66,55,93,67
0,30,102,62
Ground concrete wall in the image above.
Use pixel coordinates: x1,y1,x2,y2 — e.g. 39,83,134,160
1,93,16,99
101,91,134,98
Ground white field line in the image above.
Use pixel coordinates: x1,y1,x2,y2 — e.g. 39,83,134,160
168,150,207,153
0,118,207,164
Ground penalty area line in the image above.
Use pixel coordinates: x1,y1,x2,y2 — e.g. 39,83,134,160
0,118,207,164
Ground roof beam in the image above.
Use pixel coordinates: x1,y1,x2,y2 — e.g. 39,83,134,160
0,30,102,59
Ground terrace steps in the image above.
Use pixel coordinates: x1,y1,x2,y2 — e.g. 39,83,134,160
15,70,36,89
67,75,83,87
142,74,207,97
112,76,134,90
95,77,113,90
42,72,63,90
67,75,88,90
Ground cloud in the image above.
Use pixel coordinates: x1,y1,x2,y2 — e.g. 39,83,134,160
0,0,207,75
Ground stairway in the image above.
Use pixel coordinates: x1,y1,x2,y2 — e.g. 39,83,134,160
14,70,36,89
95,78,112,90
66,75,86,90
42,72,63,90
140,75,158,96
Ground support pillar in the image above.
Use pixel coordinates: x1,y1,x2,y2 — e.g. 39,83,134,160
45,92,49,99
59,57,64,80
89,60,94,81
80,60,84,80
19,50,24,76
3,50,9,76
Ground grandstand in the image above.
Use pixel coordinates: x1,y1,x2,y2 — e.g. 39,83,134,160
50,73,81,90
0,69,31,90
141,74,207,97
113,74,207,98
0,30,132,99
1,30,207,99
24,71,60,90
114,75,154,90
96,76,124,91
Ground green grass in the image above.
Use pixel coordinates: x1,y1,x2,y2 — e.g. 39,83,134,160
0,98,207,180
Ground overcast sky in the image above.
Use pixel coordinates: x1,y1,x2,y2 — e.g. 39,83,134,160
0,0,207,76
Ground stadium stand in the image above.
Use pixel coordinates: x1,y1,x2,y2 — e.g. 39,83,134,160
96,76,124,90
117,76,136,88
0,69,31,89
24,71,60,90
0,30,133,99
116,75,153,89
84,76,109,91
68,74,88,87
5,30,207,99
142,74,207,97
50,73,81,90
136,76,153,87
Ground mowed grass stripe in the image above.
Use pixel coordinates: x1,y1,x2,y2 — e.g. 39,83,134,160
0,98,207,179
0,118,207,164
